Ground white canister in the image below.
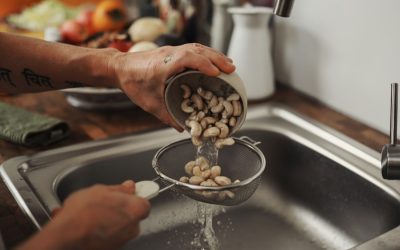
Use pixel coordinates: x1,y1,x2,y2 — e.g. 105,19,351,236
227,6,274,100
211,0,238,53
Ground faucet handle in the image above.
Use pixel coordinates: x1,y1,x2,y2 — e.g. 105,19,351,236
382,83,400,179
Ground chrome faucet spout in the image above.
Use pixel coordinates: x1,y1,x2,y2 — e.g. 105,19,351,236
273,0,295,17
381,83,400,179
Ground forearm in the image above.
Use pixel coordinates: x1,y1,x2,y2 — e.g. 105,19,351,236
0,32,120,93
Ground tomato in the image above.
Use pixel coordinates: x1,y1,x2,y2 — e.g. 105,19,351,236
92,0,127,33
76,10,95,35
60,20,88,44
108,40,133,52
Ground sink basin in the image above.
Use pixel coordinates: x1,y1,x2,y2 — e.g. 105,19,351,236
2,103,400,250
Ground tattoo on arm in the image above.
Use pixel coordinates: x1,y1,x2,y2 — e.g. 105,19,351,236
0,68,16,87
65,81,85,88
22,68,54,88
1,67,86,90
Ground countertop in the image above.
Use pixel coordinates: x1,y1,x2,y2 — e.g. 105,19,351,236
0,84,389,248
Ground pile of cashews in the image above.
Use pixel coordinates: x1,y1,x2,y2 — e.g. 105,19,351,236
179,156,240,201
180,84,242,149
178,84,243,201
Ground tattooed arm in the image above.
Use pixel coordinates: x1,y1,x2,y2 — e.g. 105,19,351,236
0,32,235,129
0,32,117,92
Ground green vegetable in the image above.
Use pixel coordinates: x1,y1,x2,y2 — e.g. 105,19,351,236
7,0,82,31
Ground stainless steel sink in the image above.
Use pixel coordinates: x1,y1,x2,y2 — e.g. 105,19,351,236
2,103,400,250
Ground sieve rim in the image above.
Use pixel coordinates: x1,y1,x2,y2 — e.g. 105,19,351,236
151,137,266,191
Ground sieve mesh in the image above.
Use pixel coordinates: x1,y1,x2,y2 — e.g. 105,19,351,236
152,137,266,206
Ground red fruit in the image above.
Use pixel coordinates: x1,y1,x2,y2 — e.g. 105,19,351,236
92,0,127,33
61,20,88,44
108,40,132,52
76,10,94,35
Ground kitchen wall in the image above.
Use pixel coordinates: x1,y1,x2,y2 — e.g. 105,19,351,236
273,0,400,135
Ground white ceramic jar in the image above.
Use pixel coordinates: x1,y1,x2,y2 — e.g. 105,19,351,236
211,0,238,53
227,6,274,100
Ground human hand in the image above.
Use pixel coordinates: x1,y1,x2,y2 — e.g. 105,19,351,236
110,43,236,131
17,180,150,250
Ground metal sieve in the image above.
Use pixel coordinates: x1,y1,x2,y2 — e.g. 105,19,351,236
135,136,266,206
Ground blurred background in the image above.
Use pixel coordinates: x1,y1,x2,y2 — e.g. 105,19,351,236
0,0,273,49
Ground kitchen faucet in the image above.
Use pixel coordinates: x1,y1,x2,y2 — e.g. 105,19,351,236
269,0,399,181
273,0,295,17
381,83,400,179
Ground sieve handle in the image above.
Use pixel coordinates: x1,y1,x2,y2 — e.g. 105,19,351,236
135,178,174,200
239,136,261,146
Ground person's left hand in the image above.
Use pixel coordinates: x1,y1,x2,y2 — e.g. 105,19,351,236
17,180,150,250
109,43,236,131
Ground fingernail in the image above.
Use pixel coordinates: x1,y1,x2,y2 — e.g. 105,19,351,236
226,57,233,63
122,180,135,188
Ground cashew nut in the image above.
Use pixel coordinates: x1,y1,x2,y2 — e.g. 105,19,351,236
191,94,204,110
187,120,202,137
215,121,229,138
196,156,210,170
208,95,218,108
203,116,217,125
222,101,233,118
232,100,242,116
210,165,221,179
200,116,217,130
224,190,235,199
201,191,218,199
184,161,196,176
211,98,224,113
217,190,235,201
179,176,189,183
227,93,240,101
192,166,202,177
215,176,232,186
216,191,226,201
233,179,241,184
202,169,211,179
180,84,191,99
188,111,198,121
200,119,208,130
215,137,235,149
220,118,228,124
200,121,207,130
203,126,220,138
229,117,236,127
181,99,194,113
196,111,205,120
197,87,213,100
200,179,218,187
192,136,203,146
189,176,204,185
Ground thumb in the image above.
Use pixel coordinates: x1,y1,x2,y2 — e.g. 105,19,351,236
108,180,136,194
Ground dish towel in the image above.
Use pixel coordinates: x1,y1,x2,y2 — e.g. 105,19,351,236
0,102,69,147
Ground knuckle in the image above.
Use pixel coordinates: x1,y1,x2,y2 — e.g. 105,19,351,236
180,49,192,58
158,45,172,54
192,42,203,48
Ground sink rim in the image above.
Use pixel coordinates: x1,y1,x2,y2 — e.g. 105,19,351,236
1,102,400,250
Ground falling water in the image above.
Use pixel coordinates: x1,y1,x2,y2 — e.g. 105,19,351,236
191,202,220,250
191,139,220,250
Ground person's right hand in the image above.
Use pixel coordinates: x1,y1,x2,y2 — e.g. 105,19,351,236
17,180,150,250
109,43,236,131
